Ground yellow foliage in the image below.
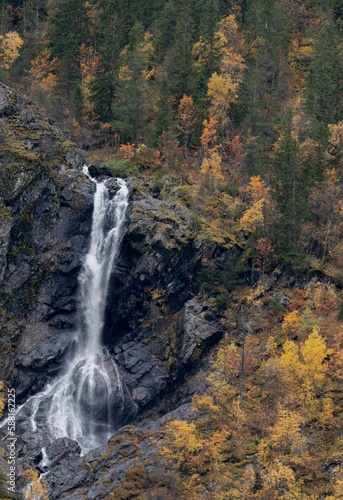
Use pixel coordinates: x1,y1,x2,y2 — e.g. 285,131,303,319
160,420,202,473
220,193,242,219
0,31,23,70
138,32,154,64
239,199,265,231
24,468,48,500
246,281,266,305
282,310,301,337
196,14,246,132
241,464,256,498
291,96,313,140
258,460,304,500
259,407,308,467
118,65,132,81
193,14,245,78
217,14,246,57
84,0,100,33
200,116,218,152
0,382,5,418
265,336,277,357
200,117,224,190
200,150,224,183
207,71,238,112
318,396,336,428
207,341,240,391
182,475,204,499
279,327,331,412
326,469,343,500
145,286,166,303
289,39,314,64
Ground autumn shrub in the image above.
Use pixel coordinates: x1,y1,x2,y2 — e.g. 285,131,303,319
24,468,48,500
282,310,301,338
267,296,284,312
305,282,339,314
298,308,322,339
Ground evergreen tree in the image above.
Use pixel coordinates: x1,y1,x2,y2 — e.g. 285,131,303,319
47,0,89,109
237,0,291,144
272,110,304,255
305,22,343,127
92,0,127,122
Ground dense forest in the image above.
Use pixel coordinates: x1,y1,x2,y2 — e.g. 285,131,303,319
3,0,343,270
3,0,343,498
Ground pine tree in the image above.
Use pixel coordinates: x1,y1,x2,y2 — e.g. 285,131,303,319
305,21,343,127
272,110,303,253
47,0,89,110
237,0,291,154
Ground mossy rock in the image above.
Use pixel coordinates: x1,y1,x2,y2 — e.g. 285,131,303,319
0,137,39,162
0,163,41,202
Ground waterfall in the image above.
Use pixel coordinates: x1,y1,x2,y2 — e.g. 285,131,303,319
20,168,130,453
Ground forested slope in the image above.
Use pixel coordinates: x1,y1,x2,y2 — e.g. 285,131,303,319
2,0,343,498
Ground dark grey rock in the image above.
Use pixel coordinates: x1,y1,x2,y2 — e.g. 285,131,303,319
177,298,222,365
65,149,87,171
88,163,114,178
0,83,238,499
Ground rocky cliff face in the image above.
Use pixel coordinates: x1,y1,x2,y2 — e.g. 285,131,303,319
0,83,233,498
0,82,90,399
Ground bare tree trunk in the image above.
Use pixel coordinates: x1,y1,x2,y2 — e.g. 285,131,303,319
0,3,4,36
23,0,26,36
239,330,246,408
322,216,332,266
36,0,39,39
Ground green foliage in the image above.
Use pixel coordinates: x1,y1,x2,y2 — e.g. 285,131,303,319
0,471,16,499
47,0,89,94
221,183,239,197
298,309,322,338
267,296,284,312
305,21,343,127
272,110,308,254
195,254,247,296
105,159,138,177
237,0,291,148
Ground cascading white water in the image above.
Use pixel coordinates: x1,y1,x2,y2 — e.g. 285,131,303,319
22,168,130,453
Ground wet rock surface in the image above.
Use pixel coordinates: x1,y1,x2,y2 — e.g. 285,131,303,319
0,83,235,498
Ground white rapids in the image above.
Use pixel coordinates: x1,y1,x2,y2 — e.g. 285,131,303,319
21,167,130,453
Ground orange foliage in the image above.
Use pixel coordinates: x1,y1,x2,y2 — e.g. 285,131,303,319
240,175,270,206
119,142,135,159
78,43,102,105
282,310,301,338
253,237,277,279
226,134,247,182
288,288,306,312
177,94,197,157
200,117,224,189
158,129,182,169
305,282,339,315
25,49,59,99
